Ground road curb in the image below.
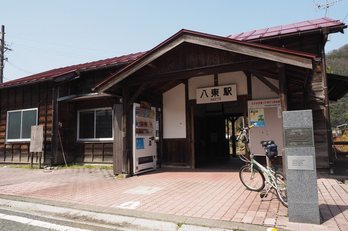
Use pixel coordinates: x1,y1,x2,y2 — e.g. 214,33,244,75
0,195,290,231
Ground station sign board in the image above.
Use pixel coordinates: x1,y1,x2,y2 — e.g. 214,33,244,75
196,84,237,104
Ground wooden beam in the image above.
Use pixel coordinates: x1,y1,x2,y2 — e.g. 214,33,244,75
97,33,314,93
98,37,186,93
249,69,280,95
243,71,252,99
214,74,218,86
127,60,275,86
126,83,148,109
184,34,314,69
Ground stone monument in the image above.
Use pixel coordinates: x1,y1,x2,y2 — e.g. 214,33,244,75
282,110,320,224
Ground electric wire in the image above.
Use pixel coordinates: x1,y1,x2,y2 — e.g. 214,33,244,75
7,35,123,55
7,50,37,74
14,43,99,59
343,12,348,22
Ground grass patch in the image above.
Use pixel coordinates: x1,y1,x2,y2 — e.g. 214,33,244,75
177,222,185,227
1,163,112,170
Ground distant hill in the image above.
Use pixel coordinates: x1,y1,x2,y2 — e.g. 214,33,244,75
327,44,348,127
327,44,348,76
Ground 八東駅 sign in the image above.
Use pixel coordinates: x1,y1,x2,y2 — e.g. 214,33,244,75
196,84,237,104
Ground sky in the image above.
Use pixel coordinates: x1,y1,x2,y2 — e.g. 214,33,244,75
1,0,348,82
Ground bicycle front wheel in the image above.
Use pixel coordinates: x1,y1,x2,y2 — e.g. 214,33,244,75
239,165,265,191
274,171,288,207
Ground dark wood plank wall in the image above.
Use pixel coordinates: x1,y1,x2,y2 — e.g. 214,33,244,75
307,71,329,168
58,97,117,164
0,83,53,164
162,139,189,166
288,68,329,168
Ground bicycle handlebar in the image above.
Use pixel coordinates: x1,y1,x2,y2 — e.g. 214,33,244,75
236,124,255,141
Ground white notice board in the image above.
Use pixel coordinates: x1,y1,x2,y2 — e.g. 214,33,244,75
30,125,44,152
248,99,283,156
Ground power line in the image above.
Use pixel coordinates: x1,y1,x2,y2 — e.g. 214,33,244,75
7,35,124,55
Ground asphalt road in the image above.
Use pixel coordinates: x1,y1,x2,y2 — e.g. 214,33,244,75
0,208,126,231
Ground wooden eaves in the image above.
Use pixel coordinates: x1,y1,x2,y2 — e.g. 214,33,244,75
94,29,317,94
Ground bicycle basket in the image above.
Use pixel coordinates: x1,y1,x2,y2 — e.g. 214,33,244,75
266,144,278,160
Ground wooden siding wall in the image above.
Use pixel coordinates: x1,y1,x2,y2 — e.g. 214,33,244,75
0,83,53,164
288,69,329,168
162,139,189,166
58,98,117,164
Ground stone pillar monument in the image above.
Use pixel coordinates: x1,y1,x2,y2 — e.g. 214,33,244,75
282,110,320,224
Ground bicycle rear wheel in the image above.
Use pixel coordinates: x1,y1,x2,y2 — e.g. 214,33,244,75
274,171,288,207
239,165,265,191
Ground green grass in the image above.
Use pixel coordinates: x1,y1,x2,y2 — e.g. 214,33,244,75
1,163,112,170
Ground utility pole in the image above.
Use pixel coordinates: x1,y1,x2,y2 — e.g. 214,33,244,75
0,25,12,83
0,25,5,83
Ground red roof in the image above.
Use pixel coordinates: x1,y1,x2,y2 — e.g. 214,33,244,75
0,52,146,87
227,17,346,41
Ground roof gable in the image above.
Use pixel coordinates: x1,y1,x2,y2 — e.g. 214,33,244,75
95,29,316,93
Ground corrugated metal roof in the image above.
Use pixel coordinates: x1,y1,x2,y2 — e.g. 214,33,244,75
227,17,346,41
0,52,146,88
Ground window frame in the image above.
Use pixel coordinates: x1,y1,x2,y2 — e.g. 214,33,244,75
6,108,38,142
77,107,114,142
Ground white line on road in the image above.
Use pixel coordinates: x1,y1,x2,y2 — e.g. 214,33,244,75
0,212,91,231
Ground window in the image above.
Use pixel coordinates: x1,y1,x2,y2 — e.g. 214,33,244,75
78,108,113,141
6,108,38,142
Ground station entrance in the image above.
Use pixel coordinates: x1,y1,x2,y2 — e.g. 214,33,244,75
193,101,246,169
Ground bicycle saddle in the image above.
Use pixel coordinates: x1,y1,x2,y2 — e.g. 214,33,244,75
260,140,274,147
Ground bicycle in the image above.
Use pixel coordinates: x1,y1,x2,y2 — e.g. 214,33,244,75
236,125,288,207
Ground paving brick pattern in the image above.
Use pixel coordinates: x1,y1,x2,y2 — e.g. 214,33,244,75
0,167,347,230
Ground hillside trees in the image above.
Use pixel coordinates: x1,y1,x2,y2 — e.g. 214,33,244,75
327,44,348,127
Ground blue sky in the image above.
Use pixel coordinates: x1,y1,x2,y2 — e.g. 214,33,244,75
1,0,348,82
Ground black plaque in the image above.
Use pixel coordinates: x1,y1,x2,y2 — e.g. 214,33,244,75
284,128,314,147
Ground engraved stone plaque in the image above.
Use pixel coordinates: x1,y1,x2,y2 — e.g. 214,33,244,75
284,128,314,147
287,155,314,170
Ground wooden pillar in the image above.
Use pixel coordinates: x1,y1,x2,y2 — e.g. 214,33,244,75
113,104,123,175
321,47,333,170
232,117,236,157
51,86,59,166
278,63,287,170
278,63,288,111
243,99,249,159
122,87,131,175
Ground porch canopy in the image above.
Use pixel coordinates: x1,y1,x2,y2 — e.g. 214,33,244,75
94,29,317,107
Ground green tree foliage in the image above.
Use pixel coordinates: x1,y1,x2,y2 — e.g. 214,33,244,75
327,44,348,127
327,44,348,76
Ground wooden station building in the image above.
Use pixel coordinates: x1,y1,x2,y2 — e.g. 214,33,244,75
0,17,347,174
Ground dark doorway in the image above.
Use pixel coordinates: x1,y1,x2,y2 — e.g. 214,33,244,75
194,102,244,169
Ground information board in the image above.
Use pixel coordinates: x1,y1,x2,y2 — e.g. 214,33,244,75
30,125,43,152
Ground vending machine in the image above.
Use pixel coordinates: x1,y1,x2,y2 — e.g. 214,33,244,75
133,102,157,174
